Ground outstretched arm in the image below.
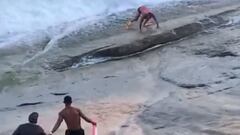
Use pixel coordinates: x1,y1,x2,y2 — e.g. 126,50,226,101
79,109,96,125
131,9,141,22
51,113,63,134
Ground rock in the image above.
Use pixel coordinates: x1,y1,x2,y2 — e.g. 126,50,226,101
49,11,232,72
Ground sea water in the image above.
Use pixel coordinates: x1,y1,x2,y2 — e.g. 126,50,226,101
0,0,182,48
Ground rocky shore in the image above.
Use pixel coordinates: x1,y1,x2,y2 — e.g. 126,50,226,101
1,0,240,135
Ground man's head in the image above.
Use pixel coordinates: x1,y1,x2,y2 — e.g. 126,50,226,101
28,112,38,124
137,7,141,13
138,5,144,13
63,96,72,105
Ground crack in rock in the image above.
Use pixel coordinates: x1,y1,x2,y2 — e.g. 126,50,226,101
194,49,238,58
17,102,43,107
160,76,208,89
232,67,240,70
207,87,233,95
202,129,229,135
50,92,69,96
0,107,16,112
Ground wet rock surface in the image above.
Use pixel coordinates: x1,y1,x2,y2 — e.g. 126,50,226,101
135,8,240,135
49,23,209,71
49,6,240,72
1,1,240,135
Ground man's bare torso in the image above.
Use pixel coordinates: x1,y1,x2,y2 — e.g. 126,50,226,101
60,106,82,130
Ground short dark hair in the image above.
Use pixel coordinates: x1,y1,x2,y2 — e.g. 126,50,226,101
28,112,38,124
64,96,72,104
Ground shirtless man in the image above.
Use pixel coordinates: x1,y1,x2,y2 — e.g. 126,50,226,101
131,5,159,32
51,96,96,135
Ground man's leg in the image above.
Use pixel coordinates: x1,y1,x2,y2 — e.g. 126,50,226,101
150,13,159,28
139,16,145,32
80,128,85,135
143,14,152,27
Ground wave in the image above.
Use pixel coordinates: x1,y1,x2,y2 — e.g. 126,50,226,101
0,0,179,38
0,0,186,54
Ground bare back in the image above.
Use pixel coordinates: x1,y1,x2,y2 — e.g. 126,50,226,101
139,6,151,15
60,106,82,130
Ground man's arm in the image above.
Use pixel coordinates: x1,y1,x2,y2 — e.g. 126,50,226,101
131,9,141,22
78,109,96,125
51,113,63,134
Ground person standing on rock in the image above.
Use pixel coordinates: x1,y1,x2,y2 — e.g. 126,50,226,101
128,5,159,32
51,96,96,135
12,112,48,135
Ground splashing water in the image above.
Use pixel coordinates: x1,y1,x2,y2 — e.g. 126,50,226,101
0,0,182,39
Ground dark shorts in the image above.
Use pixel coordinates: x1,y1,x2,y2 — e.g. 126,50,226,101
65,128,84,135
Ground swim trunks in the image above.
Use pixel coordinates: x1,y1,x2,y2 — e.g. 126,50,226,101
65,129,84,135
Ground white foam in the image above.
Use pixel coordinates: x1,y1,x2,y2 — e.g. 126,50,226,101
0,0,181,38
0,0,185,50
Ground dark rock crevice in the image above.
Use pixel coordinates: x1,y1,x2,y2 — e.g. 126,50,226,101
51,23,203,71
160,76,208,89
187,87,233,100
0,107,16,112
194,49,238,58
202,129,228,135
50,92,69,96
49,45,112,71
232,67,240,70
207,87,232,95
210,51,238,57
17,102,43,107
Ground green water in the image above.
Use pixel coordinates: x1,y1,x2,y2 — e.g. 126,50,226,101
0,71,40,92
0,72,20,91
